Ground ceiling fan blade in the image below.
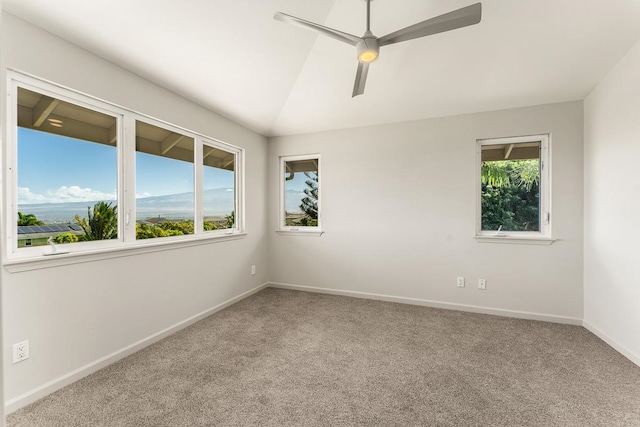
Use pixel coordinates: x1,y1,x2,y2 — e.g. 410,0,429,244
352,62,370,97
274,12,361,46
378,3,482,47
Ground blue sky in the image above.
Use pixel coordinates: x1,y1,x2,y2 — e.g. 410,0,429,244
17,128,233,205
285,171,316,193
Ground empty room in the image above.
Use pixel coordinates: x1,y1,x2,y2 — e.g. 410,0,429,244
1,0,640,425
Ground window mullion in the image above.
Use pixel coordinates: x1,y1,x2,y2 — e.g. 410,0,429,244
122,116,137,242
194,137,204,235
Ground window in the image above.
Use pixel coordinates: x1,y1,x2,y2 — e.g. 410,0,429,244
135,121,195,239
14,85,120,251
5,71,244,261
279,155,320,231
476,135,550,239
202,143,236,231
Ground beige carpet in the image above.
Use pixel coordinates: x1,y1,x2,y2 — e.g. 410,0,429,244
7,288,640,426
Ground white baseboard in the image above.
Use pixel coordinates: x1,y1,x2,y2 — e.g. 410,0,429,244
583,320,640,368
4,282,269,415
268,282,583,325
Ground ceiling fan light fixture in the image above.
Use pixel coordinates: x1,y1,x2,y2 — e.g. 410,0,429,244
356,36,379,63
358,50,378,63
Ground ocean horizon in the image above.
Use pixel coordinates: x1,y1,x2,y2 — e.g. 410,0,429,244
18,188,308,224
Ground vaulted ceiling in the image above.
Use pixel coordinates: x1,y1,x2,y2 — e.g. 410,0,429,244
4,0,640,137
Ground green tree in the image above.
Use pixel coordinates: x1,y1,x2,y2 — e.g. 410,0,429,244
75,201,118,241
159,220,193,235
136,222,183,239
225,211,235,229
481,159,540,232
53,232,79,244
298,171,318,226
203,220,218,231
481,160,539,190
17,211,44,226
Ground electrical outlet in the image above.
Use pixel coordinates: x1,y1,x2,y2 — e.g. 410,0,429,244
251,265,256,276
456,277,465,288
478,279,486,290
13,340,30,363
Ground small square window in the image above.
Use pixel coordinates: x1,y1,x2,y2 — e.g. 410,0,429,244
477,135,550,239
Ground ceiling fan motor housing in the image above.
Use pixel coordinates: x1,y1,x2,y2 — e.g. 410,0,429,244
356,31,380,63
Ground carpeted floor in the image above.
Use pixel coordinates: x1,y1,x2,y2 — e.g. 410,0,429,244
7,288,640,426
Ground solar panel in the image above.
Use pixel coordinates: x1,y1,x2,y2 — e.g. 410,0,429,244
17,224,84,234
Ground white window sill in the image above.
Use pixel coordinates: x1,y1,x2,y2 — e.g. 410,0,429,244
276,229,324,237
474,235,555,245
3,232,247,273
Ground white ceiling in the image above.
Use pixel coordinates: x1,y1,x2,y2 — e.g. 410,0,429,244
4,0,640,137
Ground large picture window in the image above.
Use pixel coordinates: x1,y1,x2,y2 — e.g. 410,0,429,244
15,86,120,249
476,134,550,239
279,154,320,231
5,72,244,261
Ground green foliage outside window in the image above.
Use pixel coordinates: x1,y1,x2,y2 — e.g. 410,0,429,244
17,211,44,226
75,201,118,241
481,160,540,232
68,201,234,241
288,171,318,227
53,232,79,244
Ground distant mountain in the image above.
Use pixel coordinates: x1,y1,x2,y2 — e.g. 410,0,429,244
18,188,235,223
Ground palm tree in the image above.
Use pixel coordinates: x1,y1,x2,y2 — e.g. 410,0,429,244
17,211,44,226
75,201,118,241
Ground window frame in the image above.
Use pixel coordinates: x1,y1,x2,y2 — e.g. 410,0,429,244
4,71,245,264
198,136,243,235
475,134,551,242
278,154,321,234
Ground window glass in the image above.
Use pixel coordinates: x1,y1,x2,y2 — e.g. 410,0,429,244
479,137,548,235
202,144,235,231
16,87,118,247
135,121,194,239
283,157,319,228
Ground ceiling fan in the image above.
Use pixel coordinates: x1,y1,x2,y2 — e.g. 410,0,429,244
274,1,482,97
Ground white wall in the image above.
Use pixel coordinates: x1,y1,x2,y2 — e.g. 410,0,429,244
0,3,5,425
269,102,584,322
584,39,640,366
1,13,269,411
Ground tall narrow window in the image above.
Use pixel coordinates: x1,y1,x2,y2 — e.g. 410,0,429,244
280,155,320,230
16,86,119,248
477,135,550,238
202,143,236,231
135,121,194,239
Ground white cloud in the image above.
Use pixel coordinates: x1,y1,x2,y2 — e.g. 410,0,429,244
17,187,48,203
18,186,117,204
